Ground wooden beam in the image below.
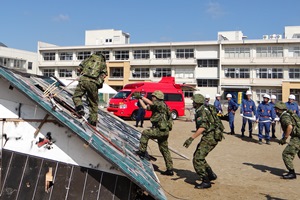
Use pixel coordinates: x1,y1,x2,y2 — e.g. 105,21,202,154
33,114,50,138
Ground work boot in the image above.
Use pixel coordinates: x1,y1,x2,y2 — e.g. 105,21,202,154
230,130,235,135
272,134,277,139
266,140,270,145
75,105,85,116
241,132,245,138
282,170,297,179
135,150,146,159
249,133,252,138
258,139,262,145
207,168,217,181
161,169,174,176
195,177,211,189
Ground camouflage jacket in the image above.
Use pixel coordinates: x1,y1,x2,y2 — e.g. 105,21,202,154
149,100,168,127
79,54,107,88
195,104,216,132
280,111,300,137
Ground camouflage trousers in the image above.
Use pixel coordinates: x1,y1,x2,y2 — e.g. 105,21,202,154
72,80,99,124
282,137,300,171
193,133,218,180
139,127,173,170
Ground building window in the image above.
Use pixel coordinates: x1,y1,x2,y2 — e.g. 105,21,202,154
13,60,22,68
183,91,194,98
153,68,171,77
77,51,91,60
133,50,150,59
114,50,129,60
290,89,300,102
105,39,112,43
293,47,300,57
132,68,150,78
110,67,124,78
224,68,250,78
197,79,218,87
43,69,55,77
197,59,218,67
289,68,300,79
154,49,171,59
28,62,32,70
95,51,110,60
176,49,194,59
256,89,282,103
59,52,73,61
224,47,250,58
59,69,72,77
256,68,283,79
256,46,283,57
175,68,194,79
43,52,55,61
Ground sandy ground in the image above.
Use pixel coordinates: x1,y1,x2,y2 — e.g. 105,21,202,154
132,108,300,200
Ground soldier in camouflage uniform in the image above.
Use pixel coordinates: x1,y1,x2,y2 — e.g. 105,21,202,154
275,101,300,179
72,53,107,126
135,90,174,176
183,94,224,189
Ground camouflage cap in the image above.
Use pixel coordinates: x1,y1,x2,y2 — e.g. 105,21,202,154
152,90,164,100
274,101,287,110
192,94,205,104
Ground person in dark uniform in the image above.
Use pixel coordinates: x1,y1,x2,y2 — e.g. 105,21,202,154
135,100,146,127
256,94,276,145
226,93,239,135
240,90,256,138
285,94,300,117
269,95,277,138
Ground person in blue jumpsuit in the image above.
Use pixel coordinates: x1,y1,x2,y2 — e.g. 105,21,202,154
285,94,300,117
256,94,276,145
240,90,256,138
214,94,223,114
269,95,277,138
227,93,239,135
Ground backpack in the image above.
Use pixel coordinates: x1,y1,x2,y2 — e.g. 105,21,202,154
80,54,106,79
286,110,300,137
205,104,225,141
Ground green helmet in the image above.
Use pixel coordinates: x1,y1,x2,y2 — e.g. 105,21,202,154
152,90,164,100
274,101,287,110
192,94,205,104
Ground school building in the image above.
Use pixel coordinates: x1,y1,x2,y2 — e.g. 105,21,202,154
37,26,300,104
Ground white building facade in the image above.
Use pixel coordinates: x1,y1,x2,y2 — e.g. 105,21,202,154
0,43,38,74
37,27,300,103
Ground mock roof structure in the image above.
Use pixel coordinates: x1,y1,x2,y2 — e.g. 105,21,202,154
0,66,166,200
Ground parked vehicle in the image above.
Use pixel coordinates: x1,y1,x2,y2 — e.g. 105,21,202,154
107,77,185,120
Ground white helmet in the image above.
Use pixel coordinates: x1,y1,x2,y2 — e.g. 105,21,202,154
226,94,232,98
215,94,221,97
263,94,270,99
205,94,210,99
270,95,276,100
246,90,252,95
289,94,296,100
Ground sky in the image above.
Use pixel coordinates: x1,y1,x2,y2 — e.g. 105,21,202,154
1,0,300,52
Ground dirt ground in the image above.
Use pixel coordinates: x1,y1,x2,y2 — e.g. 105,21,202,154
133,109,300,200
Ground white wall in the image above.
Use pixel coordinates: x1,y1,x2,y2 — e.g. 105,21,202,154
0,46,38,74
85,29,130,45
